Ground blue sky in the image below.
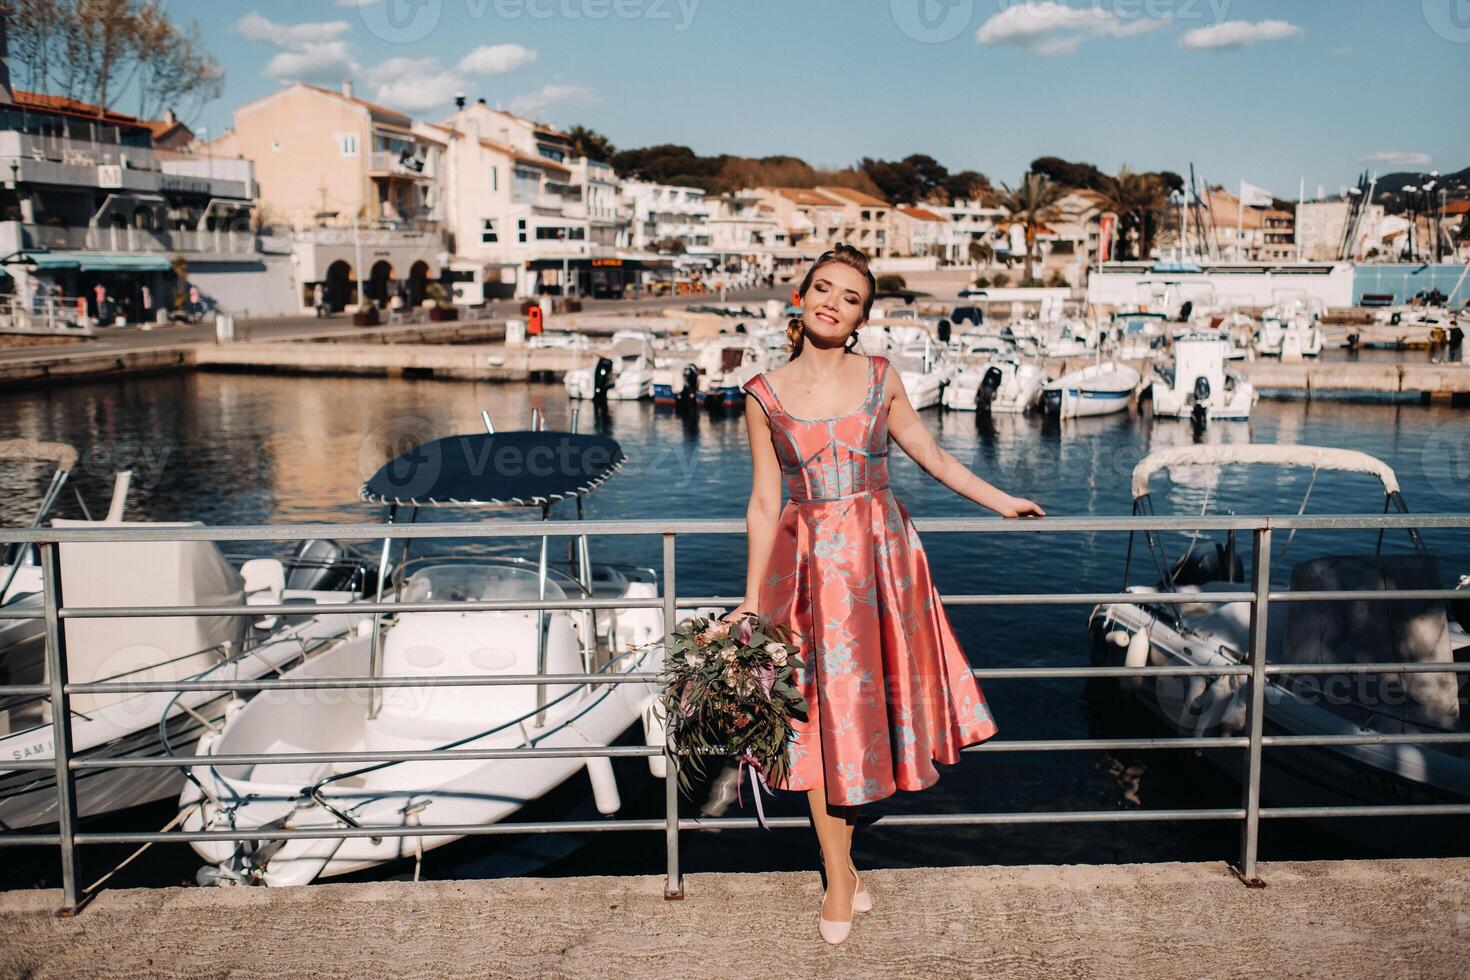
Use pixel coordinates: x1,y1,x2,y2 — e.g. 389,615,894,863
174,0,1467,197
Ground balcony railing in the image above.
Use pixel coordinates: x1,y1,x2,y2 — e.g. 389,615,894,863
18,222,259,257
0,513,1467,915
369,151,431,178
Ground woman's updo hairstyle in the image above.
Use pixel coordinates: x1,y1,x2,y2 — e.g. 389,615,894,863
786,242,877,358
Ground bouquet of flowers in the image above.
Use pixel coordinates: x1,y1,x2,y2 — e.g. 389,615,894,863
658,611,806,814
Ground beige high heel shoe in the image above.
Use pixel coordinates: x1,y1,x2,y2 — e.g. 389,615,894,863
818,869,859,945
850,860,873,914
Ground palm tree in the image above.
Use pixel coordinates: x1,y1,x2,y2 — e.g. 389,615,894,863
998,173,1066,283
1097,166,1173,259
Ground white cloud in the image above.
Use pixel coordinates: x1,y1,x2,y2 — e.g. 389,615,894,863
335,0,384,6
235,11,357,83
458,44,538,76
1335,46,1355,56
508,84,598,118
975,1,1168,56
234,12,351,46
1178,19,1302,50
364,45,539,113
366,56,461,111
1361,151,1432,167
264,41,358,84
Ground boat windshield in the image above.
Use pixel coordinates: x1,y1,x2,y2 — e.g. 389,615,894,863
401,563,569,603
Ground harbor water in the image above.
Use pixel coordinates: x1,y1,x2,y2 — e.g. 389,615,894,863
1,369,1467,889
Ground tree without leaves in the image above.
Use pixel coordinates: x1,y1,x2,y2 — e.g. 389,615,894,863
0,0,221,120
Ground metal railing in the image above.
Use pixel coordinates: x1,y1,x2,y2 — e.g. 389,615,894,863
1,513,1467,915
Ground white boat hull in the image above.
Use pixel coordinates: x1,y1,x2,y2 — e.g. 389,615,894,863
182,634,659,885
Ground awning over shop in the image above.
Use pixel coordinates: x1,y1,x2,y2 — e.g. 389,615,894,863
5,251,173,272
523,256,675,272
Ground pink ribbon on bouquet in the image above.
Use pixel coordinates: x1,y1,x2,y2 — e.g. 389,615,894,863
735,752,775,830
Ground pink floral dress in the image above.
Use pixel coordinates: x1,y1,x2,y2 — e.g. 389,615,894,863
741,354,999,807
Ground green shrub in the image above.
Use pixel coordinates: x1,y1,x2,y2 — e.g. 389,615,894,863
876,274,908,292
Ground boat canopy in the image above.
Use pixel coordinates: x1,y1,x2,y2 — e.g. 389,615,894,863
360,431,626,508
0,439,78,471
1131,443,1400,499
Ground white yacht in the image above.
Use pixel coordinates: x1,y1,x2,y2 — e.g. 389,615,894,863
0,444,368,829
1256,292,1324,359
1041,360,1142,419
1089,444,1470,809
564,330,656,400
182,428,721,886
1149,333,1258,423
698,334,769,407
1107,312,1170,362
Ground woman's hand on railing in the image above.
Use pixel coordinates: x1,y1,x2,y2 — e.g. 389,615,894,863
998,495,1047,519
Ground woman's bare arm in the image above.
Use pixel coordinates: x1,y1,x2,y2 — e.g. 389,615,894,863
884,367,1045,518
727,395,785,618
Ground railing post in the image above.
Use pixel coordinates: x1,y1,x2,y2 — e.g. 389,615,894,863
39,541,83,914
1234,525,1271,888
661,532,683,900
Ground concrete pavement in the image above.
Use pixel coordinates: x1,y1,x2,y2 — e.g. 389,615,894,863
2,859,1468,979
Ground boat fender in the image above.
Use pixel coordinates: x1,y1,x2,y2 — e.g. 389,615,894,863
1122,627,1150,692
1192,675,1237,738
643,700,668,779
1106,629,1130,647
586,756,621,814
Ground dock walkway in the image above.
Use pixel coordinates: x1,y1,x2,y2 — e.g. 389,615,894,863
3,859,1467,979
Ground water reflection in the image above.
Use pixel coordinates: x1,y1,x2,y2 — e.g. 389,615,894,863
0,372,1466,880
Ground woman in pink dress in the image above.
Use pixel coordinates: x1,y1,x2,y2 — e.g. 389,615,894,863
726,244,1045,944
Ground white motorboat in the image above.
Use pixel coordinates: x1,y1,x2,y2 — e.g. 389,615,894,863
183,428,721,885
1352,305,1462,350
0,444,369,829
943,356,1047,414
564,330,656,400
1107,312,1170,362
1040,360,1141,419
1039,319,1097,359
948,330,1017,365
1089,443,1470,809
698,334,769,407
1256,292,1324,359
1149,333,1258,423
880,330,952,410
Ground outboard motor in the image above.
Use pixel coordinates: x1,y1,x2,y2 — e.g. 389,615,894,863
1169,531,1245,587
677,362,700,406
937,319,952,344
976,365,1004,414
285,539,371,593
592,356,615,401
1040,387,1061,416
1189,374,1212,428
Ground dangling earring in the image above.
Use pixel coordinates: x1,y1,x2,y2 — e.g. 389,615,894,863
844,329,860,352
